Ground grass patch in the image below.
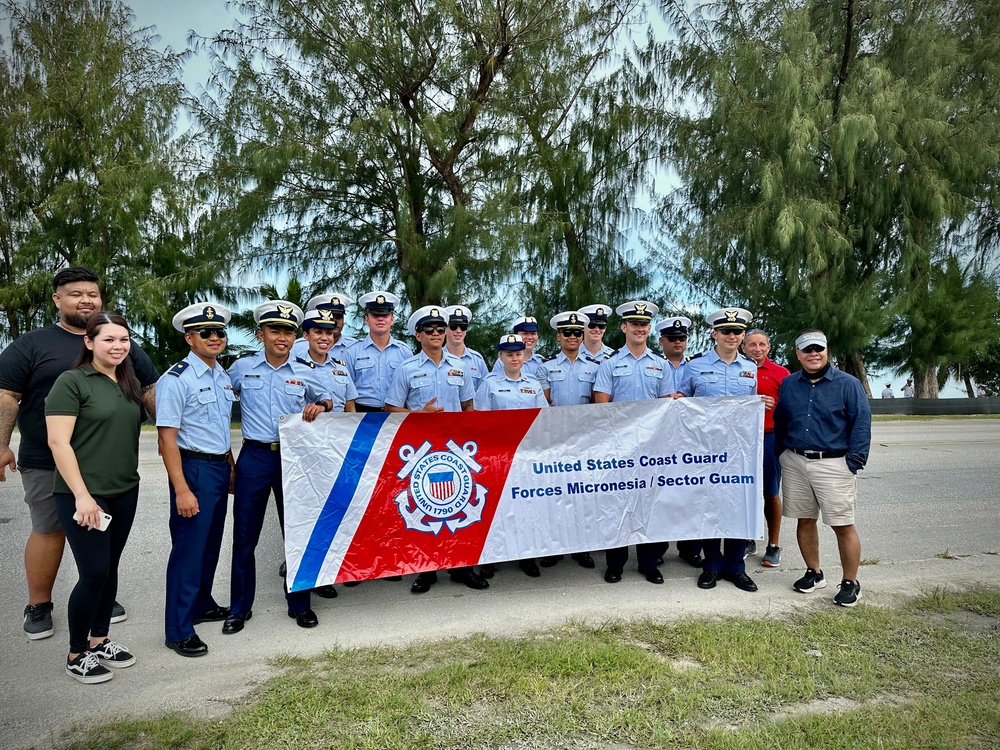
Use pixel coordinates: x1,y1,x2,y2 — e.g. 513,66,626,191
936,549,960,560
859,558,881,566
52,590,1000,750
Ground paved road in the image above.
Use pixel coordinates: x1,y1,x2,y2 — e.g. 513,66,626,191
1,419,998,750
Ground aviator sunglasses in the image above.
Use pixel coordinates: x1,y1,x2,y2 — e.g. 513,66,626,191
420,325,447,335
662,334,688,342
716,327,744,336
193,328,227,339
801,344,826,353
449,323,469,331
587,322,606,330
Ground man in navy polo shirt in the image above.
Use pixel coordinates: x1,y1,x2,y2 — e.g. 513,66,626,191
773,329,871,607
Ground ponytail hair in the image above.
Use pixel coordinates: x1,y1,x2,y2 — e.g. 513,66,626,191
72,312,144,405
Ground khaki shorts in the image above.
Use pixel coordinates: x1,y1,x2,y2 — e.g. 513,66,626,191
779,450,856,526
21,468,62,534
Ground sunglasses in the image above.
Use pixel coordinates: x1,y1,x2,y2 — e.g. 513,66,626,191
420,325,447,335
801,344,826,353
193,328,227,339
449,323,468,331
587,323,606,330
716,327,744,336
662,335,688,342
561,328,585,338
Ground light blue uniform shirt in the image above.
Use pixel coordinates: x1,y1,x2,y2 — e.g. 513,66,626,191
227,352,330,442
385,351,475,412
663,357,687,394
343,334,412,408
474,372,549,410
155,352,235,454
312,355,359,411
593,347,672,402
676,348,758,397
446,345,489,389
582,343,615,360
291,334,358,362
537,351,601,406
492,352,548,389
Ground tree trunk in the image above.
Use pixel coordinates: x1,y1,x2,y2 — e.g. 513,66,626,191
839,352,872,398
963,371,975,398
914,366,938,398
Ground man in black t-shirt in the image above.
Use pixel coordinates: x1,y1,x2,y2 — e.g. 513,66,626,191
0,267,159,640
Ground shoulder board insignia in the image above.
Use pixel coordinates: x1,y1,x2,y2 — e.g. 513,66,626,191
237,350,257,359
294,356,316,369
607,348,620,358
543,354,557,362
167,361,188,377
582,354,601,364
686,353,703,361
332,358,346,366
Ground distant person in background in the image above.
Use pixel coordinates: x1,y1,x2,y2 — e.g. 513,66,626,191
881,383,894,399
46,313,145,683
902,379,914,398
976,385,987,398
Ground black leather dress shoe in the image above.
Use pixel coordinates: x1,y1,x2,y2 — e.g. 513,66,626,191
638,566,664,584
289,608,319,628
411,571,438,594
313,584,338,599
519,559,541,578
279,561,287,578
680,553,704,568
723,571,759,592
571,552,596,569
193,606,230,624
697,570,719,589
478,563,495,579
604,567,623,583
449,568,490,590
165,634,209,657
539,555,563,567
222,612,251,634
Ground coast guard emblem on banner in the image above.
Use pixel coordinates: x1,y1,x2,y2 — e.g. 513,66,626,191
394,439,488,535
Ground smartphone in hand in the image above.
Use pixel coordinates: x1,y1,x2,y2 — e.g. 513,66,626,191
72,510,112,531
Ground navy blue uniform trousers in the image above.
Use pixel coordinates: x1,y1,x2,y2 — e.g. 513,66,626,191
701,538,747,575
165,457,229,642
230,443,310,616
606,542,669,571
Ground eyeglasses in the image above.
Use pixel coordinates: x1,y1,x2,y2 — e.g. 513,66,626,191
193,328,227,339
662,335,688,342
801,344,826,353
561,328,585,338
449,324,468,331
587,323,606,330
420,326,447,335
716,327,744,336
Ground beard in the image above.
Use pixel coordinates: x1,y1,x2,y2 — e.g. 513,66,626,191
63,309,97,329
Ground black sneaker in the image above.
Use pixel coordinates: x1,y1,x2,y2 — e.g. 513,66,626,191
66,652,113,684
793,568,827,593
88,638,136,668
110,601,127,624
835,579,862,607
23,602,54,640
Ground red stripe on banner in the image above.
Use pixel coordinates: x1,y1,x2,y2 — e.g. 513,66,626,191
337,408,540,581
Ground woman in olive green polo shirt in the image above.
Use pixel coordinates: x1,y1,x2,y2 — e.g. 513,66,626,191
45,312,146,684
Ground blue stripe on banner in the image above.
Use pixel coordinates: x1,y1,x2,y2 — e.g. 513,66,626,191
292,411,391,591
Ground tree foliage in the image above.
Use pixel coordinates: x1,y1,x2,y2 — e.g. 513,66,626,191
0,0,232,368
195,0,665,338
656,0,1000,395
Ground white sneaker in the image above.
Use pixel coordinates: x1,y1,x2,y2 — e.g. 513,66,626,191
66,652,113,684
88,638,136,668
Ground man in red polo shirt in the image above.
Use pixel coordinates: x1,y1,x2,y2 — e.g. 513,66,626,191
742,329,789,567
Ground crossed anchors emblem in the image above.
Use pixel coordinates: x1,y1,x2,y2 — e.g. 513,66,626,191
394,440,488,535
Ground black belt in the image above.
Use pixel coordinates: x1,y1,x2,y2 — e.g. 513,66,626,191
793,448,847,460
243,439,280,451
355,403,384,413
179,449,229,463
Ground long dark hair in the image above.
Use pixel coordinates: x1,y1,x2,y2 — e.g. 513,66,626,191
72,312,143,405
